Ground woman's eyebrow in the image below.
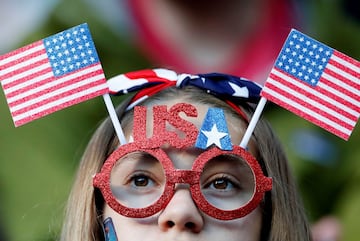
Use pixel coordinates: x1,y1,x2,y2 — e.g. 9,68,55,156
119,152,157,163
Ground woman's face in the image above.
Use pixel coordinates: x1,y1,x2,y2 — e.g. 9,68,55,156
103,100,262,241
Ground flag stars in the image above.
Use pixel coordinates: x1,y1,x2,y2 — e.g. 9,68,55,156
44,24,99,76
277,30,333,86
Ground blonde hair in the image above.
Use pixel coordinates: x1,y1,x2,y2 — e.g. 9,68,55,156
59,86,312,241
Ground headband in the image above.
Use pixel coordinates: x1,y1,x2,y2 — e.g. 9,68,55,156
107,68,262,120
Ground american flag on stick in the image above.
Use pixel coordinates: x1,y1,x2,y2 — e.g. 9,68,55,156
261,29,360,140
0,23,108,127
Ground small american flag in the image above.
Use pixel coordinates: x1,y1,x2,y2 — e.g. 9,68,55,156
261,29,360,140
0,23,108,127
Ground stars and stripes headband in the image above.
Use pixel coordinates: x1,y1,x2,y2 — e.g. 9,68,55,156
107,68,262,121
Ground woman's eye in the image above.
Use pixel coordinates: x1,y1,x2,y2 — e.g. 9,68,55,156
212,178,230,189
206,176,239,190
132,175,150,187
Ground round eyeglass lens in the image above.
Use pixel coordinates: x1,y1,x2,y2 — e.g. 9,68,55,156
199,154,255,211
110,151,166,208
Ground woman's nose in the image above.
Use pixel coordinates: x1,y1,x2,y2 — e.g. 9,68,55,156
158,187,204,233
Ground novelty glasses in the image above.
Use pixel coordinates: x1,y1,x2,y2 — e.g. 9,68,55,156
93,143,272,220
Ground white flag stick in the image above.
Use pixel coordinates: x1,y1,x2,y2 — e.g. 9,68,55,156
102,93,127,145
240,97,267,148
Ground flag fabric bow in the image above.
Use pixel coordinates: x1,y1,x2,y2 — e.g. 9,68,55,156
107,68,262,110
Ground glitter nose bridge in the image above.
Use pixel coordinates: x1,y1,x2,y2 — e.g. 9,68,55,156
167,169,201,185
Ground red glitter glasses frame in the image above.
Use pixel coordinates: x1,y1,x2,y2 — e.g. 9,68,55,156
93,143,272,220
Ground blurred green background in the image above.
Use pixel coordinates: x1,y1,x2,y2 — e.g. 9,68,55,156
0,0,359,240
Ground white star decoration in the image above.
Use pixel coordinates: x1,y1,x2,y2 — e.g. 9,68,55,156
201,124,228,148
229,82,249,98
